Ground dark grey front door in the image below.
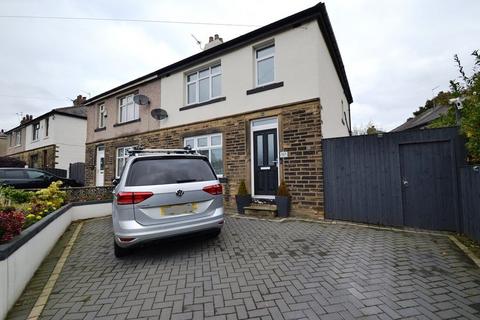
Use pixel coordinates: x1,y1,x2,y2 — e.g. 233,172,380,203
399,141,456,231
253,129,278,195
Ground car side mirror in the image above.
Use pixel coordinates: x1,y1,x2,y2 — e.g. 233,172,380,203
112,178,120,186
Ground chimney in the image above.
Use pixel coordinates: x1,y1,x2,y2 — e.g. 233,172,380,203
73,94,87,106
204,34,223,50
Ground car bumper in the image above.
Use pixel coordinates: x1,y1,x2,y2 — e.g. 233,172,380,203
113,207,224,248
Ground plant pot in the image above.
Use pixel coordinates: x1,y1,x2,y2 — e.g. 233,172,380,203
235,195,251,214
275,195,290,217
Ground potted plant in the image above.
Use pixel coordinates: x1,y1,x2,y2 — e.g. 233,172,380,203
235,180,251,214
276,180,290,217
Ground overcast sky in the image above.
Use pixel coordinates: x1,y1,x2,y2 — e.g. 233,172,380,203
1,0,479,132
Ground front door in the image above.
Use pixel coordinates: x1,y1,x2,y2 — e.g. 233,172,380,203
253,129,278,196
96,146,105,186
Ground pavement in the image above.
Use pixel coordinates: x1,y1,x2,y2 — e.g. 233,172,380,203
8,216,480,320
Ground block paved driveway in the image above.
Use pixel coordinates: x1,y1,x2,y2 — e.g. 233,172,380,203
33,217,480,319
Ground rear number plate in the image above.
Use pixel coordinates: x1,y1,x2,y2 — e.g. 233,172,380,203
160,203,197,216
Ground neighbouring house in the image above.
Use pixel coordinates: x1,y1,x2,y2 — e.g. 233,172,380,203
84,3,353,217
4,96,87,177
0,130,7,156
391,105,450,132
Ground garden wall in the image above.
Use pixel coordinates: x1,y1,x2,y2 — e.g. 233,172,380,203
0,200,112,320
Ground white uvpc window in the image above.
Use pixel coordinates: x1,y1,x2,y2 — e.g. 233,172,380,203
15,131,21,146
186,64,222,105
32,123,40,141
118,94,139,123
184,134,223,176
255,44,275,86
116,146,135,177
98,104,106,128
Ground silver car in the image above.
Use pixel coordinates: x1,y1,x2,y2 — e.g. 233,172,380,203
112,148,224,257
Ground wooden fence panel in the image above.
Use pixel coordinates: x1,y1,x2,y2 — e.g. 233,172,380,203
460,166,480,242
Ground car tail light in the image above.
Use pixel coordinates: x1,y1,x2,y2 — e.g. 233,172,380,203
203,184,223,195
116,192,153,205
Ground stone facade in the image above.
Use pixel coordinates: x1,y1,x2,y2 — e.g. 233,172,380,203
85,99,324,218
8,144,57,170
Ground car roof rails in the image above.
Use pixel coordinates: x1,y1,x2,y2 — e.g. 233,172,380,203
127,146,200,156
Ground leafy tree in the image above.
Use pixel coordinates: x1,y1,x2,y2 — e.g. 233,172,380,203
429,50,480,163
352,122,383,135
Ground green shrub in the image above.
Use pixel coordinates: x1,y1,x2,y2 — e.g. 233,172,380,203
237,180,249,196
0,186,33,205
277,180,290,197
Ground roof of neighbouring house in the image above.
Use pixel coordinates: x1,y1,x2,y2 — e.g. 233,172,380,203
391,105,450,132
85,2,353,105
5,106,87,134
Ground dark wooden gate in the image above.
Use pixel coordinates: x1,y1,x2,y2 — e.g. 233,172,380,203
323,127,465,231
399,141,457,230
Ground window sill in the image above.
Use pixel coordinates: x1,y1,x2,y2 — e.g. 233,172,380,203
113,118,141,127
94,127,107,132
179,97,226,111
246,81,284,95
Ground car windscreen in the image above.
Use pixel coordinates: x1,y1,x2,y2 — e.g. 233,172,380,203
125,157,217,186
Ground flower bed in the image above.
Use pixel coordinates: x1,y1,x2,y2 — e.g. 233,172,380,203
0,182,66,244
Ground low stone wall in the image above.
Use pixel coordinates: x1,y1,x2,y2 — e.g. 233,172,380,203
63,186,114,202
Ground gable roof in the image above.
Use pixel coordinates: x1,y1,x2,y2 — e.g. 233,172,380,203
85,2,353,105
391,105,450,132
5,106,87,134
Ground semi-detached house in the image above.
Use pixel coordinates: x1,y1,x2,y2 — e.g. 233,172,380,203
4,100,87,177
84,3,353,217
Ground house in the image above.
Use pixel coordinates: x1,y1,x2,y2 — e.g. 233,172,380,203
4,96,87,176
0,130,7,156
84,3,353,217
391,105,450,132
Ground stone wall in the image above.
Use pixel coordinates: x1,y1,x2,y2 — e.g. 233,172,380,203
85,99,324,217
10,144,56,169
64,186,114,202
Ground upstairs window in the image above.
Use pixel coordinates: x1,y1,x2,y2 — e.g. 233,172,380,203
16,131,21,146
186,64,222,105
255,44,275,86
98,104,106,128
45,117,49,136
118,94,139,123
32,123,40,141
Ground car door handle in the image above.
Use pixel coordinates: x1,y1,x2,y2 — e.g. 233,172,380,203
402,178,408,187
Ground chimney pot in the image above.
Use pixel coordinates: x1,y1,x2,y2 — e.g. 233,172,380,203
214,34,219,40
209,36,214,42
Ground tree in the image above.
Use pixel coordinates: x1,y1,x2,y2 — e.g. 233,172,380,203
429,50,480,163
352,122,384,136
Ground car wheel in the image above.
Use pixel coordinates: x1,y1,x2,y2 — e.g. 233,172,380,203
114,241,130,258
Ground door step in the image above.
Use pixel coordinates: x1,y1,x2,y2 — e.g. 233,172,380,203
244,204,277,218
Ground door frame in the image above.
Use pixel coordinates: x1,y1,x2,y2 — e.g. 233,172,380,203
95,145,105,187
250,117,280,199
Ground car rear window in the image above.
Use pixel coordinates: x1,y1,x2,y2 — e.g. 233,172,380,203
125,157,217,186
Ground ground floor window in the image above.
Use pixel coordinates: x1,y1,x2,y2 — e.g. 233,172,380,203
184,134,223,176
116,146,135,177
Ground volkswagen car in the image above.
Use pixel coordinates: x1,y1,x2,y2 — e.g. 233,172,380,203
112,148,224,257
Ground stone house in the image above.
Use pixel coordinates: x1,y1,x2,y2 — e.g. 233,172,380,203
4,97,87,176
84,3,353,217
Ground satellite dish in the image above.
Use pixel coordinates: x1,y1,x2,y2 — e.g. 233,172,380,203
133,94,150,105
151,108,168,120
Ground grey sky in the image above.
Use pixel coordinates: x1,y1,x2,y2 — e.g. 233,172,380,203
1,0,479,132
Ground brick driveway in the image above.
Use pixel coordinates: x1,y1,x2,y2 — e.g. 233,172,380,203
17,217,480,319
